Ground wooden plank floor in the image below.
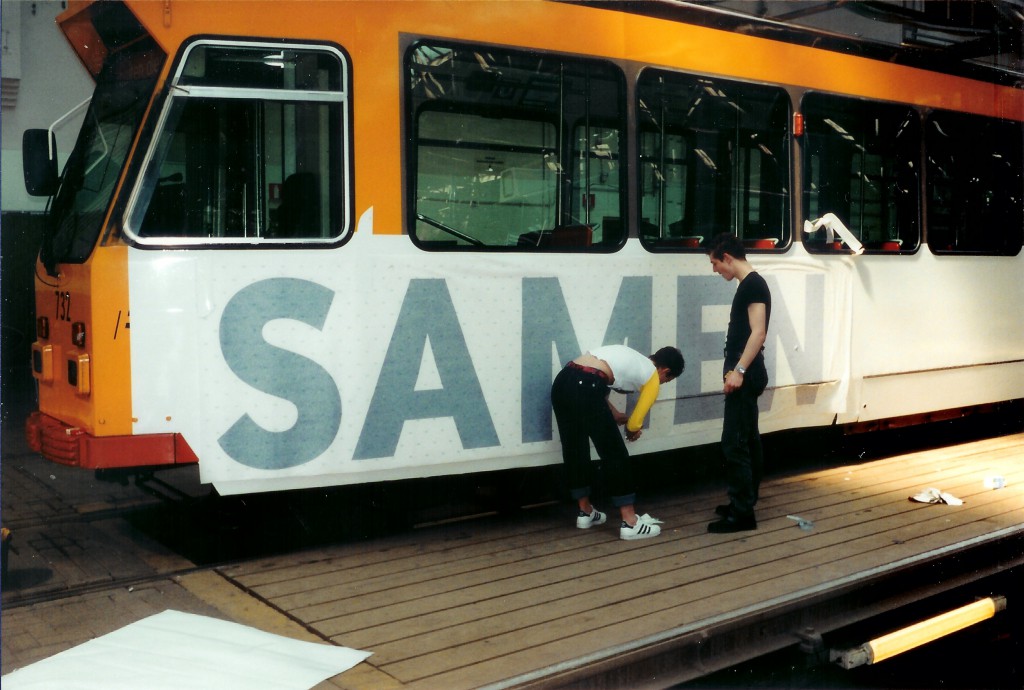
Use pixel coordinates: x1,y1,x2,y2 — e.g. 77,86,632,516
219,433,1024,689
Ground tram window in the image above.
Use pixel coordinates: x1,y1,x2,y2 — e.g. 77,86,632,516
636,70,790,251
407,42,626,250
128,43,349,245
926,111,1023,255
802,94,920,253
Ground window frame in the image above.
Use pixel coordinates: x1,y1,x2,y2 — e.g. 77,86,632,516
123,37,353,248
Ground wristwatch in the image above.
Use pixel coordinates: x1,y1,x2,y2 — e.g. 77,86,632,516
735,365,747,375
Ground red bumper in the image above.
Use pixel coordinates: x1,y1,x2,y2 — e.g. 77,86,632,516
25,412,198,470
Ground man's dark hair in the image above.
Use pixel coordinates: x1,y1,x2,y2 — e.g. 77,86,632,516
707,233,746,261
652,346,685,378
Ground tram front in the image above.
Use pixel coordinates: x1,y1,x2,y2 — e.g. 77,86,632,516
22,1,182,470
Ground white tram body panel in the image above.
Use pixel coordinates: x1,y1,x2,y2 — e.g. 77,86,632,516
127,209,1023,495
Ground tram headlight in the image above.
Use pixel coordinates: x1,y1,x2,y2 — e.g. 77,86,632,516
68,353,91,396
32,343,54,382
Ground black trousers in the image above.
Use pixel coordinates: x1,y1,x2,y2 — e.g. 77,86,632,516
721,363,768,517
551,365,637,507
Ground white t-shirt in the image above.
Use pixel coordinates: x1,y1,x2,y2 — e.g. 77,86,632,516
589,345,655,393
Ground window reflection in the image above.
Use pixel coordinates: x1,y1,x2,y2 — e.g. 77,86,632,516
802,93,920,253
637,71,790,251
926,111,1023,255
407,42,626,250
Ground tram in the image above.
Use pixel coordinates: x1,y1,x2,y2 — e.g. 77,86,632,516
22,0,1023,495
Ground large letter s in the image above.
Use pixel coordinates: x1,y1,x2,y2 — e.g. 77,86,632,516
218,278,340,469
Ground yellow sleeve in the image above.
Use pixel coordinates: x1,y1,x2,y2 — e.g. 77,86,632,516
626,372,660,433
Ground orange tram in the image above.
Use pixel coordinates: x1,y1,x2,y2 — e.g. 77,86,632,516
22,0,1023,495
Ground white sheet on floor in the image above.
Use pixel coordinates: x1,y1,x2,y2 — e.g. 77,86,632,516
1,610,371,689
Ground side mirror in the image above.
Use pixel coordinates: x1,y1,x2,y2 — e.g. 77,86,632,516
23,129,59,197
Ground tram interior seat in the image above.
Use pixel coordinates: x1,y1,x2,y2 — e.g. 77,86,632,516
547,224,592,247
744,237,778,249
808,238,903,252
655,220,702,247
658,236,703,248
518,224,592,248
804,228,851,253
273,172,320,238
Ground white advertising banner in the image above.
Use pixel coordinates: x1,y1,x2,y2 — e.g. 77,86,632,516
129,211,855,494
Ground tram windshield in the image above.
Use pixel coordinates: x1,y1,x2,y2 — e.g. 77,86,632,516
40,36,164,275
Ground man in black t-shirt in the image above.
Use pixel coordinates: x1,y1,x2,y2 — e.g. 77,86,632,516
706,233,771,533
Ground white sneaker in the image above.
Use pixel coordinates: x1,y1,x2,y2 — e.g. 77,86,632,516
576,508,607,529
620,513,663,540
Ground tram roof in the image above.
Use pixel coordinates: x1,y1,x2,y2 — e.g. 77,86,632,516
578,0,1024,88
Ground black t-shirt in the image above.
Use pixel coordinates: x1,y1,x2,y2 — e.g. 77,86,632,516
725,271,771,364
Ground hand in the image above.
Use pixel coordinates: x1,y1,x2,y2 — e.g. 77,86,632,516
723,369,744,394
626,429,642,442
612,410,629,426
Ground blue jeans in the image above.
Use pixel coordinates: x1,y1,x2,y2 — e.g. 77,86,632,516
551,365,637,507
721,363,768,517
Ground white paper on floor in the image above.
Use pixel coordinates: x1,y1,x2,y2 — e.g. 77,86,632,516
909,487,964,506
1,610,372,690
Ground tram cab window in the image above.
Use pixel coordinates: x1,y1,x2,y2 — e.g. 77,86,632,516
636,70,790,252
407,42,626,250
926,111,1023,255
802,93,920,254
128,42,350,245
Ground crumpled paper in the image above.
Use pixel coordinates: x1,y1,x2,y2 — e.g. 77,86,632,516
910,488,964,506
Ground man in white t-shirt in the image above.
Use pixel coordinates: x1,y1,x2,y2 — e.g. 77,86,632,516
551,345,684,540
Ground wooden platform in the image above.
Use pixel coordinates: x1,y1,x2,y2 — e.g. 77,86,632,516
219,433,1024,689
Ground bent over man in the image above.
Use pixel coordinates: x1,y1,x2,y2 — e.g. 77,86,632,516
551,345,684,540
707,233,772,534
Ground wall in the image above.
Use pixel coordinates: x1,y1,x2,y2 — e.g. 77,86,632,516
1,0,91,420
2,0,92,212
